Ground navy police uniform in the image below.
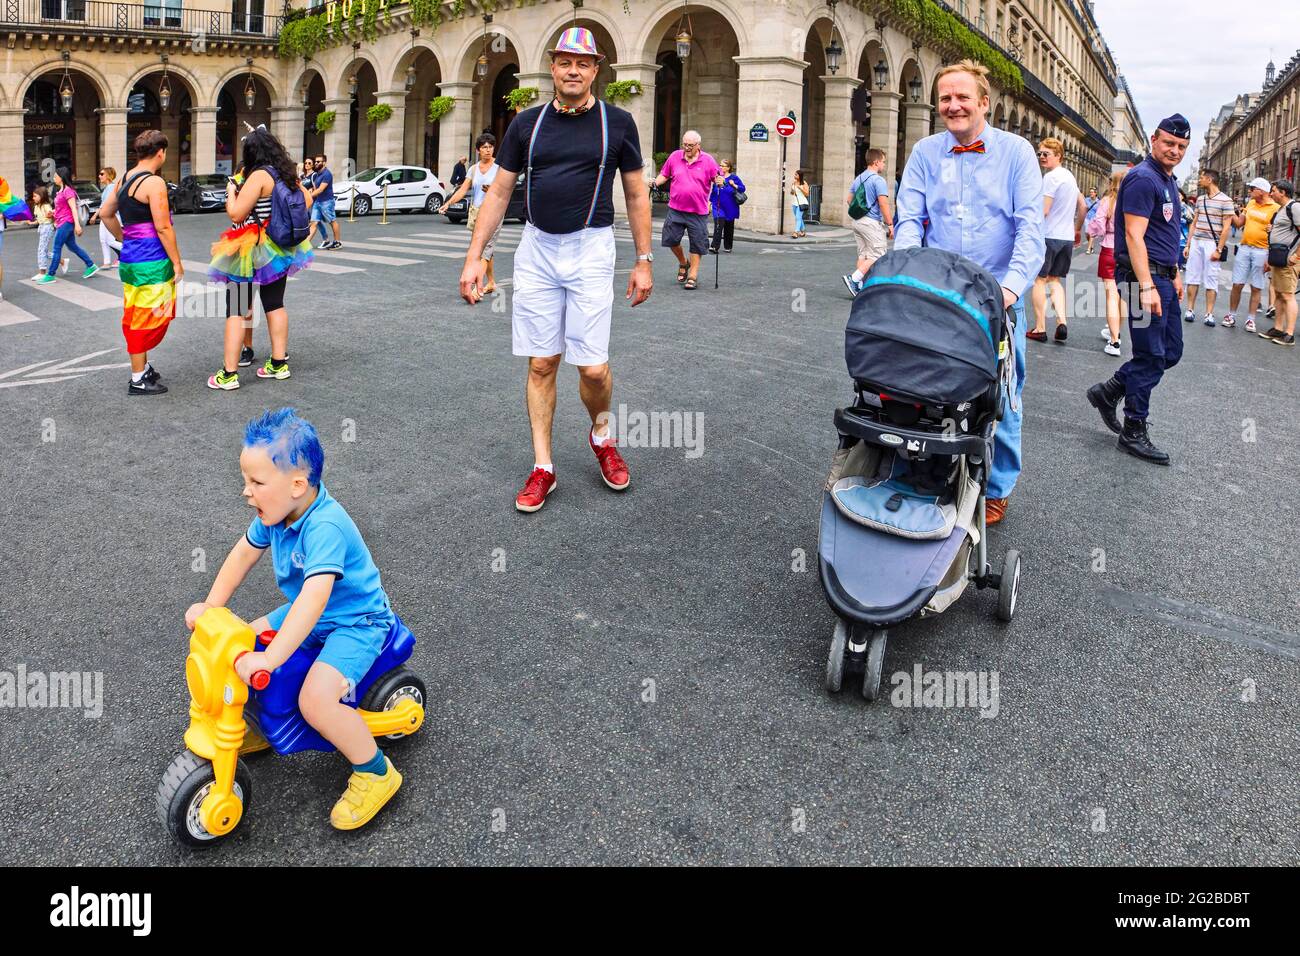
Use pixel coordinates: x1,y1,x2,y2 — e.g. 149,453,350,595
1113,151,1183,422
1086,113,1191,465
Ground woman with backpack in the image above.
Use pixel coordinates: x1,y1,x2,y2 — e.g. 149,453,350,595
207,126,313,390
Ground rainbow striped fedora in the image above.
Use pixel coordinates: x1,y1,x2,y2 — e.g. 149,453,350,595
547,26,605,62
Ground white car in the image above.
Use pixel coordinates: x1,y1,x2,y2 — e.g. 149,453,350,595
334,165,447,217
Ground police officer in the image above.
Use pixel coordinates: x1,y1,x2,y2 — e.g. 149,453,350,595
1086,113,1191,465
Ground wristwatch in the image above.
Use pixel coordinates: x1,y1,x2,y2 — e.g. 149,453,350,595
636,252,654,262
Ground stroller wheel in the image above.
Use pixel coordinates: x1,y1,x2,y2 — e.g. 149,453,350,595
997,550,1021,622
824,619,849,693
861,630,888,701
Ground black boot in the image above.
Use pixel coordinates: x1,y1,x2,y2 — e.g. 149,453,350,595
1086,376,1124,435
1118,417,1170,465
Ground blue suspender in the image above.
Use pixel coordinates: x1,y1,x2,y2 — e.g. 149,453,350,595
584,101,608,228
524,99,609,230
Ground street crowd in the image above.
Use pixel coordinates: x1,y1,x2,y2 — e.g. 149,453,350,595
9,25,1297,835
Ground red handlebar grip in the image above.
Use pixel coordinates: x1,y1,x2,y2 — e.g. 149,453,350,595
234,651,272,690
258,630,277,646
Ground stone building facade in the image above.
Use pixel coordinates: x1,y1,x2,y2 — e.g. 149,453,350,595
1,0,1127,232
1201,56,1300,199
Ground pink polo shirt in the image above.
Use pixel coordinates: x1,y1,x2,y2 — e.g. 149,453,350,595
53,185,79,227
661,148,721,216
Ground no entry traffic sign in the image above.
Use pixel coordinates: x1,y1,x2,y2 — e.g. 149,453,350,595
776,116,796,137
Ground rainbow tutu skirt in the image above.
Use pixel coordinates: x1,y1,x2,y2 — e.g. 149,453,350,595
208,221,313,285
120,221,175,354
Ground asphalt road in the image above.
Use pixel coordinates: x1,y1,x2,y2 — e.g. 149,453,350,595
0,210,1296,865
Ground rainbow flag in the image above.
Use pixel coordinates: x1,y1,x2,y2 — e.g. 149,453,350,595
120,221,175,354
0,175,32,222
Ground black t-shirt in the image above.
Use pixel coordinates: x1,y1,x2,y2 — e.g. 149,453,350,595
497,100,643,234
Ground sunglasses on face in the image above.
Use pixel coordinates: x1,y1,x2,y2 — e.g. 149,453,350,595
1038,151,1053,157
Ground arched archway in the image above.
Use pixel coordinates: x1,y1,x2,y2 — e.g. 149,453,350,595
334,59,379,172
125,68,197,181
214,71,272,174
296,69,327,161
643,4,740,171
21,67,105,187
800,21,832,191
391,47,443,170
855,40,890,177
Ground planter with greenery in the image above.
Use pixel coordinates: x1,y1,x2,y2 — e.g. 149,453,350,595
366,103,393,123
315,110,336,134
427,96,455,124
881,0,1022,94
504,87,538,112
603,79,642,104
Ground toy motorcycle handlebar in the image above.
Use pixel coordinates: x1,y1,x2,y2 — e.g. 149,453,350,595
233,651,271,690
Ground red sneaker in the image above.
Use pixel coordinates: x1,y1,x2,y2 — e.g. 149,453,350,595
589,432,630,491
515,467,556,512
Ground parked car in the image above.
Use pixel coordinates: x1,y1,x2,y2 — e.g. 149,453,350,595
69,180,102,222
443,172,528,225
334,165,447,217
171,174,230,214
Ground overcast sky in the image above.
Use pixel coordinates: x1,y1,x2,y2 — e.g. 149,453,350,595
1090,0,1300,180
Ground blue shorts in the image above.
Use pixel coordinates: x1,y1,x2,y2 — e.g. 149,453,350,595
311,198,337,224
266,604,391,691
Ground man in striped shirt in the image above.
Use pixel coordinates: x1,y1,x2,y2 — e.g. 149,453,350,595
1181,168,1234,324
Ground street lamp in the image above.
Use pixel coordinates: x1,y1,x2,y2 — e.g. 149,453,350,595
908,73,922,103
58,51,75,113
158,54,172,113
476,14,493,78
824,0,842,76
873,59,887,90
243,58,257,110
674,0,694,60
405,29,419,91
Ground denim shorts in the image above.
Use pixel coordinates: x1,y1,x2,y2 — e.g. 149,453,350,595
266,604,392,691
311,198,337,223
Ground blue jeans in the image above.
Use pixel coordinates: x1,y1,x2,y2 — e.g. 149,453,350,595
792,203,805,232
988,298,1026,500
47,222,94,276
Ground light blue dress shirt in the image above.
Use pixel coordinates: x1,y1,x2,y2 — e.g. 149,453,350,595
893,123,1045,298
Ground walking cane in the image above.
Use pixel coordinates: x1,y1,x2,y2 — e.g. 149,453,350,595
714,236,720,289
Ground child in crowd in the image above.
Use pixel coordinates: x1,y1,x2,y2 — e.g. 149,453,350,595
29,186,62,279
184,408,404,830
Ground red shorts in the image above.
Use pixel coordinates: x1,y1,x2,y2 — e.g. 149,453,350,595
1097,245,1116,281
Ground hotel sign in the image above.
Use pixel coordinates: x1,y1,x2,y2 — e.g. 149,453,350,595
325,0,389,22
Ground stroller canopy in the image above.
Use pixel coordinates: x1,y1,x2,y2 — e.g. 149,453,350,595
845,247,1004,405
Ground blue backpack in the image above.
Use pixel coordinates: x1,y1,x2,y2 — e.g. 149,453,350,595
262,165,309,248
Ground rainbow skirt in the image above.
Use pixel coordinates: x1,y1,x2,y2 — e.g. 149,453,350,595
119,221,175,354
208,221,313,286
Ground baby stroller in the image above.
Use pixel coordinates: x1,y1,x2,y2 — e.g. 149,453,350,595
818,246,1021,701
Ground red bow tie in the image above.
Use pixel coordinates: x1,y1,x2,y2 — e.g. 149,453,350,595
951,140,986,154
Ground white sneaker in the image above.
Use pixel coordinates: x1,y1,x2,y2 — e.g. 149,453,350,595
1104,339,1121,356
1245,317,1257,333
60,258,69,275
1222,314,1235,328
30,272,44,280
1183,309,1194,321
1100,326,1112,341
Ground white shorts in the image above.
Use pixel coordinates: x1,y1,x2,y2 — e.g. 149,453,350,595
1184,237,1222,289
512,223,616,366
1231,245,1269,290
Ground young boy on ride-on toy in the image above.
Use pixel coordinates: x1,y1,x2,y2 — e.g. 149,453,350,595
185,407,403,831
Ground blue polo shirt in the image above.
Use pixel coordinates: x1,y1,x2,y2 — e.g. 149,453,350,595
1114,154,1182,267
314,167,334,202
245,483,390,629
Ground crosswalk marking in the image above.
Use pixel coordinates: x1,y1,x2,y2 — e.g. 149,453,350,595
22,277,123,312
340,240,466,260
0,300,40,327
359,235,493,250
309,249,422,267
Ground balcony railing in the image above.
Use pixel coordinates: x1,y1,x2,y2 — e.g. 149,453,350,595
0,0,282,40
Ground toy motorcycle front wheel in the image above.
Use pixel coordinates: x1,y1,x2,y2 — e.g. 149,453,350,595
361,668,427,741
157,750,253,849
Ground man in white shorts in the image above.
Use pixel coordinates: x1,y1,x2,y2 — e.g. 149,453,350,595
1181,167,1234,324
458,28,653,513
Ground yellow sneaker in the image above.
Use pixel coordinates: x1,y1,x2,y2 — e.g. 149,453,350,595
330,758,402,830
